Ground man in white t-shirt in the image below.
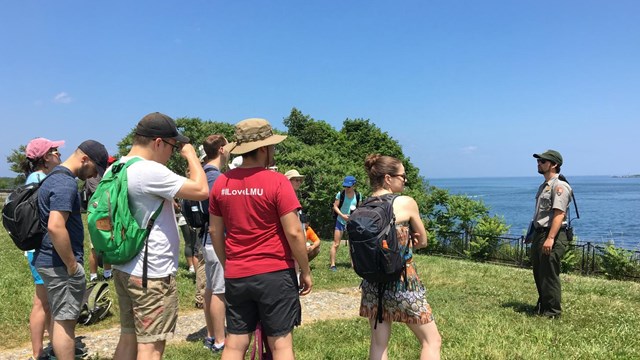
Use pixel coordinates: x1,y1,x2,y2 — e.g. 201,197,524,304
112,112,209,360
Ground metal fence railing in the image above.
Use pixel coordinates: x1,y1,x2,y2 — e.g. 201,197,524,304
420,230,640,281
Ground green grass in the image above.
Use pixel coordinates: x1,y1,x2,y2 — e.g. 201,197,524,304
0,214,204,349
2,224,640,359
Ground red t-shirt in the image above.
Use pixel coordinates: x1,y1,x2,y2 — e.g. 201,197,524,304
209,167,301,278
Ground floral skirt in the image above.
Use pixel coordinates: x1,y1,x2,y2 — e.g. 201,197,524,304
359,277,434,325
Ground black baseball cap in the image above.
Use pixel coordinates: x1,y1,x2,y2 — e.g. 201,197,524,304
78,140,109,176
135,112,190,143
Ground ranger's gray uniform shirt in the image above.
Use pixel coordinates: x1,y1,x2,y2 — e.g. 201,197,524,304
533,175,572,228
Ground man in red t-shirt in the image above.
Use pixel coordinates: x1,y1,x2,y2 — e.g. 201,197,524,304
209,118,312,359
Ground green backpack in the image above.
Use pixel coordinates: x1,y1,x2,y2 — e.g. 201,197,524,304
87,157,161,287
78,281,112,325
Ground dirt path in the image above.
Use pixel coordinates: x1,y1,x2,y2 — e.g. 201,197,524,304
0,287,361,359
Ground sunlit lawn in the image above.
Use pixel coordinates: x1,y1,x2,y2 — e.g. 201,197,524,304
2,222,639,359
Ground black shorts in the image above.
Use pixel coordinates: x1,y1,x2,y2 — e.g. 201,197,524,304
225,268,301,337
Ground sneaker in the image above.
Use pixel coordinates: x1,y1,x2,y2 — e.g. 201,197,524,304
211,343,225,353
329,265,337,272
203,336,215,349
48,346,88,359
188,265,195,273
102,274,112,281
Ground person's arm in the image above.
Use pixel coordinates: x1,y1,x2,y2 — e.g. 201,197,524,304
307,227,321,251
281,211,313,295
210,214,226,268
542,209,565,255
403,196,428,249
333,198,348,221
47,210,77,275
175,144,209,201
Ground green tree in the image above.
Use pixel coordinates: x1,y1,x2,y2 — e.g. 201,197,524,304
5,145,28,186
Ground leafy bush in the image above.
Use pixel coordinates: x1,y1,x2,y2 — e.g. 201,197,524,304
465,215,510,261
600,244,640,280
561,247,581,273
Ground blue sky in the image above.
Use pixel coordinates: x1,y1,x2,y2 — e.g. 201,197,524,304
1,1,638,179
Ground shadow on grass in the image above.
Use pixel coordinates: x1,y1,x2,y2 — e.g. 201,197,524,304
185,326,208,342
501,301,537,316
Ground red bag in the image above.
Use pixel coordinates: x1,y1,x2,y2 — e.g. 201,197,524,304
250,322,272,360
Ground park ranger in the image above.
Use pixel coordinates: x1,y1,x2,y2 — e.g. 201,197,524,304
530,149,572,318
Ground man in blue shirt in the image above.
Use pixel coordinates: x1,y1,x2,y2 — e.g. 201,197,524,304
201,134,229,352
34,140,108,360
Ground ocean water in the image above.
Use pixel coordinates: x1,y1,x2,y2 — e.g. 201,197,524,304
429,176,640,250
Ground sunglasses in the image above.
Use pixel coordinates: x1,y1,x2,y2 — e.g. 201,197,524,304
48,149,60,156
161,139,180,153
536,159,548,164
390,173,407,181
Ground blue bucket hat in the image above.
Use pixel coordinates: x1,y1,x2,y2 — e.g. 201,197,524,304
342,175,357,187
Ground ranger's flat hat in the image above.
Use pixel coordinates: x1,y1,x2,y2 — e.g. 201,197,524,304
533,149,563,166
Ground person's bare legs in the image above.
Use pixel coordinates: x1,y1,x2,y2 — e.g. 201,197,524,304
89,249,98,275
329,229,343,268
221,333,250,360
50,320,76,360
137,341,166,360
368,319,391,360
29,284,50,358
113,333,137,360
267,332,295,360
407,321,442,360
211,293,226,343
203,288,214,337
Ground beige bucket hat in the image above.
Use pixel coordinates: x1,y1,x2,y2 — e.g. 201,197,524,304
223,118,287,155
284,169,305,180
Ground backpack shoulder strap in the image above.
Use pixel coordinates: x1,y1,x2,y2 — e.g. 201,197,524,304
87,281,108,310
338,190,346,208
40,169,71,185
356,191,361,205
551,175,580,220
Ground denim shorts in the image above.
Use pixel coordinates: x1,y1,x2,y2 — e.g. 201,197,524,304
225,268,301,337
38,265,86,321
335,220,346,231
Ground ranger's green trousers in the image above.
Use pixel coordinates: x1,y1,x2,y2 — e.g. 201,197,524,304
531,228,568,317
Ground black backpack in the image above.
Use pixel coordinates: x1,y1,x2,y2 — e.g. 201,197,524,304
331,190,361,220
347,194,407,326
2,169,64,251
181,167,215,228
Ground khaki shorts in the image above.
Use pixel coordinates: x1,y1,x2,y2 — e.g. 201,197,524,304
113,269,178,343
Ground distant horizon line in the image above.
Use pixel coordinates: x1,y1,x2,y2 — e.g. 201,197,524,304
427,174,640,180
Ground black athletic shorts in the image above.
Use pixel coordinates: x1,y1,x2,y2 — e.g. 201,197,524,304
225,268,301,337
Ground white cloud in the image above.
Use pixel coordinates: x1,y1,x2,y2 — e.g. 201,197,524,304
53,92,72,104
461,146,478,154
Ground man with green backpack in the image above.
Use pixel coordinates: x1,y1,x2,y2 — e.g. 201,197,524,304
87,112,209,360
